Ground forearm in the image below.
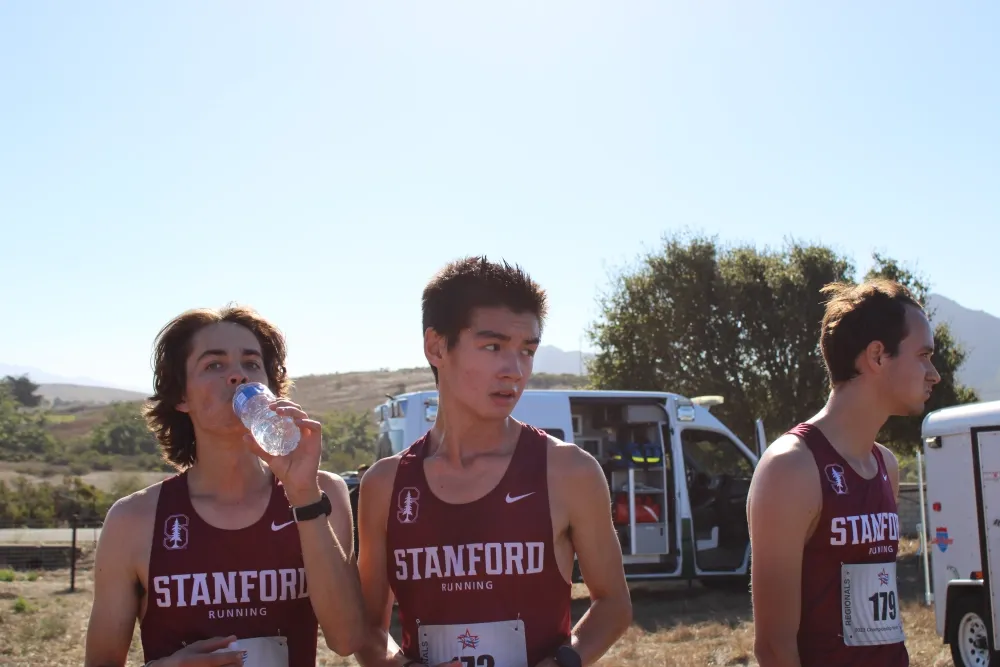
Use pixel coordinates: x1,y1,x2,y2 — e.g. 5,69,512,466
562,594,632,666
354,626,412,667
754,635,801,667
292,498,365,655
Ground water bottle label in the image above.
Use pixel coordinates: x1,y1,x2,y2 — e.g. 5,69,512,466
233,383,269,414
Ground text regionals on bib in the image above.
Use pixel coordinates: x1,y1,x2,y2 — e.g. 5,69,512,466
152,568,309,619
830,512,900,553
394,541,546,592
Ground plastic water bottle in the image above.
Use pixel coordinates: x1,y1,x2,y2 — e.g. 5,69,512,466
233,382,301,456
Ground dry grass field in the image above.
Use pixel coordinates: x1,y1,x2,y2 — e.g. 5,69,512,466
0,537,956,667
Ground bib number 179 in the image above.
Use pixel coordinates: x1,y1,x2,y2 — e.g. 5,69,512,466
868,590,897,621
453,657,495,667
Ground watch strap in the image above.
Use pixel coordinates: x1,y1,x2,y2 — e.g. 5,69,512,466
554,644,582,667
292,491,331,522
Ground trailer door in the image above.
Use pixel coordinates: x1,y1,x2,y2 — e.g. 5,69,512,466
971,428,1000,651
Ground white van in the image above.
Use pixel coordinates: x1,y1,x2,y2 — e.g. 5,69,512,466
921,399,1000,666
372,389,762,585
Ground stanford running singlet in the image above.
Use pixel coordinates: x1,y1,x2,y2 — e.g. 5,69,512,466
140,471,318,667
791,423,908,667
386,423,572,667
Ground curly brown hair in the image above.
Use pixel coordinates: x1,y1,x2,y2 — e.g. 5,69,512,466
143,304,293,470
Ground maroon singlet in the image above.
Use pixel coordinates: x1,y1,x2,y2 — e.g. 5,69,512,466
140,471,318,666
386,423,572,667
790,423,908,667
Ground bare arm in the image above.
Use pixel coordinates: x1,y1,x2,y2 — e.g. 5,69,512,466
747,437,821,667
288,472,366,656
547,445,632,666
84,498,142,667
353,458,411,667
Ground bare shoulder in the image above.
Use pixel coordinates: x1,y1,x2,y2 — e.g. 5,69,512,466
754,432,817,473
358,454,403,509
545,433,607,496
361,454,402,489
317,470,350,497
95,479,164,570
103,479,162,533
748,433,821,513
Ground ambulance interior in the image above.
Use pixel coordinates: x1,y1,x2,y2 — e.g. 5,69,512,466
570,398,753,575
569,398,678,568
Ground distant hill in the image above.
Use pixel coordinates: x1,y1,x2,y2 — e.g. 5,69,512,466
534,345,595,375
6,296,997,413
36,383,148,407
0,364,146,391
288,367,590,415
927,293,1000,401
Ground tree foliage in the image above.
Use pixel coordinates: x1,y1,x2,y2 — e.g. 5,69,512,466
1,375,42,408
587,232,978,454
320,410,377,472
90,402,160,457
0,475,112,527
0,384,59,461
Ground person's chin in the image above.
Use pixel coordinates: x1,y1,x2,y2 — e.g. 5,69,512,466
473,403,516,422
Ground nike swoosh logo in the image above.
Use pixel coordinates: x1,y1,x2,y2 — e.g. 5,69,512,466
271,520,294,531
505,492,535,504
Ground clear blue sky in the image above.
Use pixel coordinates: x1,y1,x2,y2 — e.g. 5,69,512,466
1,2,997,392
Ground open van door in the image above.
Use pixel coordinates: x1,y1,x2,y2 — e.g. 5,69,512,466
754,418,767,460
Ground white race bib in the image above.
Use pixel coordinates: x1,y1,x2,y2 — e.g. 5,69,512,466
213,636,288,667
841,561,906,646
417,619,528,667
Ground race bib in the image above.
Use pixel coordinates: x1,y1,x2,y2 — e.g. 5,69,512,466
417,619,528,667
841,561,906,646
213,636,288,667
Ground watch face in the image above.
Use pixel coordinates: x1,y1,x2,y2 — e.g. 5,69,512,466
556,646,581,667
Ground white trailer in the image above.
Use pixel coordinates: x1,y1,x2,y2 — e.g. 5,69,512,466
922,399,1000,666
372,389,763,586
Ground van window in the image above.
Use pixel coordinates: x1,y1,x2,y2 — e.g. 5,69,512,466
681,429,753,478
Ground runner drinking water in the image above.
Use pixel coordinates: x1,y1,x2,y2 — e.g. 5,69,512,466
84,305,365,667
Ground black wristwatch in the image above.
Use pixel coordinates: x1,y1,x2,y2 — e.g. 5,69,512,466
292,491,332,523
553,645,582,667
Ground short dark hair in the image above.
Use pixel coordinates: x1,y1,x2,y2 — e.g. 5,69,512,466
422,256,548,383
143,305,292,470
819,278,925,385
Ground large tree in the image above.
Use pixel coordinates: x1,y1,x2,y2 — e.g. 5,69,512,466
587,232,977,454
2,374,42,408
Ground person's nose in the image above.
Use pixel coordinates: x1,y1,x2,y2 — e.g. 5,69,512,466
228,371,249,386
499,350,525,382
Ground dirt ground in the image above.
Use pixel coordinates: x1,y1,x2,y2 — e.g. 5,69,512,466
0,538,955,666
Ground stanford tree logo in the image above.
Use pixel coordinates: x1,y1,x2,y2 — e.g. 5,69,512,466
163,513,189,550
397,487,420,524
